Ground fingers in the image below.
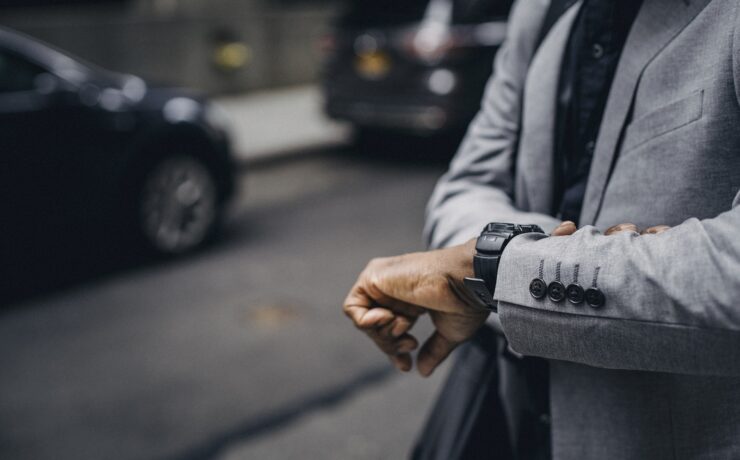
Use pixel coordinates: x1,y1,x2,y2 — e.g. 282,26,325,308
604,223,670,236
348,306,417,346
388,314,416,338
344,280,426,373
390,353,412,372
343,281,421,330
550,221,669,237
345,302,419,372
417,331,458,377
370,330,419,372
551,221,577,236
344,304,394,330
605,222,639,235
641,225,671,235
368,330,418,355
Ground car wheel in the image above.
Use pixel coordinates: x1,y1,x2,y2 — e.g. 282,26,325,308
136,154,220,255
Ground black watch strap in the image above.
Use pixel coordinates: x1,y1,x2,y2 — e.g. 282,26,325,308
463,277,498,312
474,253,501,299
464,223,545,313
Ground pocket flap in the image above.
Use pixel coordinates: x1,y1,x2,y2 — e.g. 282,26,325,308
623,89,704,152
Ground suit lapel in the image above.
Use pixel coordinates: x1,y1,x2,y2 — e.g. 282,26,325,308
519,1,582,214
579,0,712,225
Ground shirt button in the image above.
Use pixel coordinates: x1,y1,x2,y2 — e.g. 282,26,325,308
566,283,585,305
548,281,566,303
585,140,596,155
585,288,606,308
530,278,547,299
592,43,604,59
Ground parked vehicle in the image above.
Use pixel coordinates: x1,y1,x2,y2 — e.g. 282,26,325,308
321,0,513,137
0,27,236,262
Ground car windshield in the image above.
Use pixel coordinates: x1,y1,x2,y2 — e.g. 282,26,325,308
0,28,126,89
340,0,511,28
452,0,513,24
340,0,431,27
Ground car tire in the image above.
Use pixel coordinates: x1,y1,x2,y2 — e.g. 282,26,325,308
130,152,222,256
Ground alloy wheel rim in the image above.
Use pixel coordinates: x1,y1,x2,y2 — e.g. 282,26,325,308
140,156,217,253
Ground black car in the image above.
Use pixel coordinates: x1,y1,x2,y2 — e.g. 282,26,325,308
322,0,513,137
0,27,236,268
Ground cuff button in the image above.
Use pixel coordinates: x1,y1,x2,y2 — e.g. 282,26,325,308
547,281,566,303
529,278,547,299
566,284,585,305
585,288,606,308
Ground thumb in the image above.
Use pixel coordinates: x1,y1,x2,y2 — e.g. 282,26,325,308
551,221,576,236
416,331,457,377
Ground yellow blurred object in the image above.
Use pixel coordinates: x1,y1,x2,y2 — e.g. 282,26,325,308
213,42,252,72
355,51,391,80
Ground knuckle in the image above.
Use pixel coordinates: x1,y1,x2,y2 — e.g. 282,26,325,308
367,257,384,269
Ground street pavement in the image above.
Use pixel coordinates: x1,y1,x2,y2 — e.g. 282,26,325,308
0,149,452,460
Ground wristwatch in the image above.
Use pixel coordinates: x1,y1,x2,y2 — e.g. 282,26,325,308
464,223,545,312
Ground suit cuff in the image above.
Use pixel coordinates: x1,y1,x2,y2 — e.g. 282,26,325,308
492,230,740,376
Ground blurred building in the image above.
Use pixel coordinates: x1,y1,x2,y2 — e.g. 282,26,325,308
0,0,340,93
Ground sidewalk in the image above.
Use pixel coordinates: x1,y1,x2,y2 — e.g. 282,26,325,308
214,85,352,164
217,363,448,460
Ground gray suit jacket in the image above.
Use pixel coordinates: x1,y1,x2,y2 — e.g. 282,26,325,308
425,0,740,458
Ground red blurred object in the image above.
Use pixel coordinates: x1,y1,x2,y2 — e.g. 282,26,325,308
321,0,513,136
317,33,337,55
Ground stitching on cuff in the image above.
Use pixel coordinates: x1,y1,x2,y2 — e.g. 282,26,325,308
591,266,601,288
573,263,580,284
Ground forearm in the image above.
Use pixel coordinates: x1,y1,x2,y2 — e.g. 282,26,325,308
495,201,740,376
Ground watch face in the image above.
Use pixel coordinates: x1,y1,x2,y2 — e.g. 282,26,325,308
478,223,543,254
485,223,518,234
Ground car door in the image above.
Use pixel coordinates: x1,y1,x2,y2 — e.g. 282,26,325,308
0,49,84,264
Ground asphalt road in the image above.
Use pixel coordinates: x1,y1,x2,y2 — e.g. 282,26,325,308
0,150,452,460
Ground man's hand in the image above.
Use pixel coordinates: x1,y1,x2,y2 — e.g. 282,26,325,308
553,221,672,237
343,240,488,377
343,221,671,377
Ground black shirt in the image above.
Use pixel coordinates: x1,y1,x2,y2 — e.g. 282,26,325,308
555,0,643,223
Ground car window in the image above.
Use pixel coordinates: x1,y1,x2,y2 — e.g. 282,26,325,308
340,0,431,27
0,50,45,93
452,0,513,24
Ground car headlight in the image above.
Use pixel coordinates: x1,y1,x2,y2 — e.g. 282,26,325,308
427,69,457,96
204,102,232,133
163,97,201,123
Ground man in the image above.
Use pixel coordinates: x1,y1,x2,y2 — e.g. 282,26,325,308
343,0,740,458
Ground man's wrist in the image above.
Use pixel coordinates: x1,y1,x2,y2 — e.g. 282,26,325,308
459,238,477,277
444,239,476,284
445,239,485,311
463,223,545,311
459,237,499,311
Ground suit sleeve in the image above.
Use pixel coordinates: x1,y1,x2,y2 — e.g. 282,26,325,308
423,0,560,250
495,192,740,376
